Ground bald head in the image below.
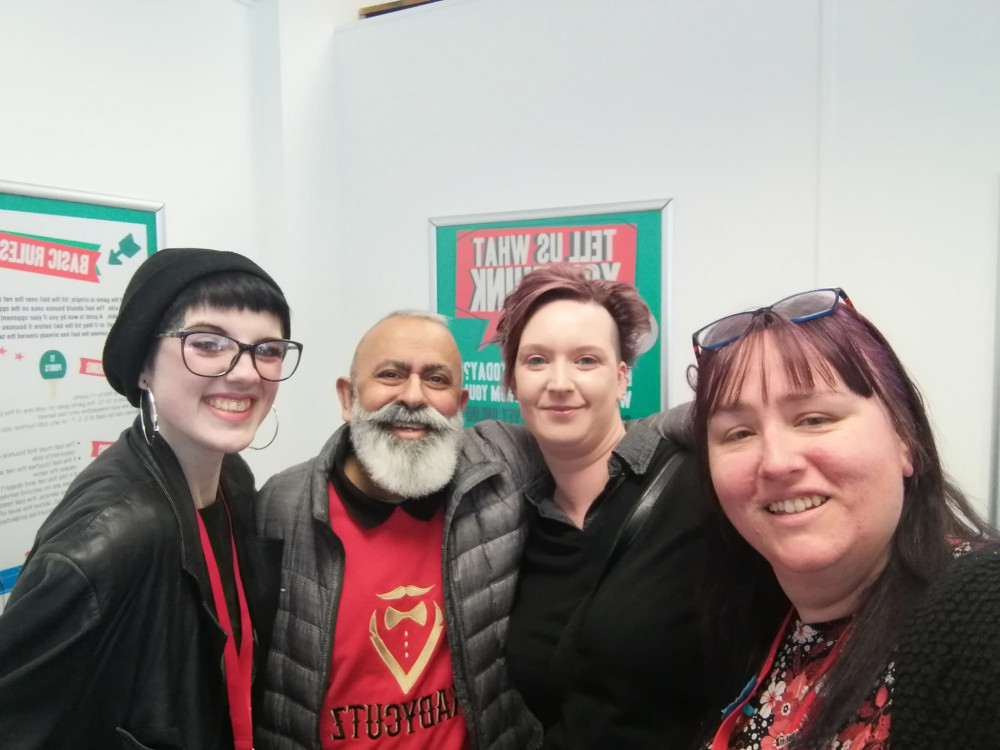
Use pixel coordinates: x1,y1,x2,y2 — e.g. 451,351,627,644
338,311,467,425
349,311,453,381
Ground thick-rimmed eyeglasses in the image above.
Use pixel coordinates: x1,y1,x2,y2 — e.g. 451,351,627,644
691,288,853,359
159,331,303,381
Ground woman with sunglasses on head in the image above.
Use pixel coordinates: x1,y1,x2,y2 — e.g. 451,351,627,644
691,288,1000,749
494,265,768,750
0,248,302,750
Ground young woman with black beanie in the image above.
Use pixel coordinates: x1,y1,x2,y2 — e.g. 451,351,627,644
0,248,302,750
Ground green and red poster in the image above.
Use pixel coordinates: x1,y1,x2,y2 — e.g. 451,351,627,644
432,201,669,426
0,181,163,603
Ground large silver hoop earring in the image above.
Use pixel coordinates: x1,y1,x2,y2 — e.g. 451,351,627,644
249,405,279,451
140,388,159,446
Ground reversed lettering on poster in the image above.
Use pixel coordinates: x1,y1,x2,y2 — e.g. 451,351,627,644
0,391,134,528
0,392,135,434
456,224,638,348
0,441,80,526
467,229,622,314
461,360,515,405
0,295,119,339
0,233,101,283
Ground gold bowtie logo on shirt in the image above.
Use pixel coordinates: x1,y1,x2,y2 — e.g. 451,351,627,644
369,584,444,694
384,601,428,629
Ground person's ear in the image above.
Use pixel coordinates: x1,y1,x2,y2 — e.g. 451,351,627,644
458,387,470,411
336,377,354,422
899,438,914,479
617,361,628,400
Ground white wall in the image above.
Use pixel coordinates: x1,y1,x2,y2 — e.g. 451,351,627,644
0,0,280,254
253,0,343,478
333,0,370,25
817,1,1000,512
327,0,1000,514
0,0,327,482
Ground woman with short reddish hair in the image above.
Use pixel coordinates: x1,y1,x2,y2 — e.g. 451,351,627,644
496,265,766,749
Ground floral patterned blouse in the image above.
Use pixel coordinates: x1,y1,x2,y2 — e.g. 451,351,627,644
723,616,893,750
716,543,976,750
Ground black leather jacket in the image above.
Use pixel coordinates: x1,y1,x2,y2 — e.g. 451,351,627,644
0,419,282,750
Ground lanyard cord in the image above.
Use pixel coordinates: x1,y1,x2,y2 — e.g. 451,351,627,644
196,498,254,750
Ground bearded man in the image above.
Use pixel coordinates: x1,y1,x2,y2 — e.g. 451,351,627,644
254,311,543,750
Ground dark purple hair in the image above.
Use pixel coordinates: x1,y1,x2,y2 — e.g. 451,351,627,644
690,302,994,748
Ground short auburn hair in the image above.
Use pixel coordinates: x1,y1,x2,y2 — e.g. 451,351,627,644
492,264,651,390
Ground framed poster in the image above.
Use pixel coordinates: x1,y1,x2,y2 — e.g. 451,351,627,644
0,181,164,605
431,200,670,426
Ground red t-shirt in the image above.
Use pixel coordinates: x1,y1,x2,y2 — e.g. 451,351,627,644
320,484,469,748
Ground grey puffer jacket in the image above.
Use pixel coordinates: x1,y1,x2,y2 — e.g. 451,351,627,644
254,420,544,750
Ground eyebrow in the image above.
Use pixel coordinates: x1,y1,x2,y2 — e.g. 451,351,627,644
373,359,409,373
182,322,227,334
182,322,284,344
517,342,549,353
518,343,607,355
420,363,452,377
372,360,454,377
778,390,834,405
713,389,837,416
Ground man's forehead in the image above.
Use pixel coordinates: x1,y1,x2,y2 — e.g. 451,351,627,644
357,317,462,371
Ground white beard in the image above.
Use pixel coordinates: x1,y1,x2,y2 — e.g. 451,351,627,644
349,397,464,501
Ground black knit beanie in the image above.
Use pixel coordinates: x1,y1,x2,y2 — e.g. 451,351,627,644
103,248,286,407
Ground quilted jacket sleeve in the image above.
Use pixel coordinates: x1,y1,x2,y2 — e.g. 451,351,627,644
464,420,545,488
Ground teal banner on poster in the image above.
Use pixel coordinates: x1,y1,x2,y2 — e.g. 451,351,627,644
431,201,669,426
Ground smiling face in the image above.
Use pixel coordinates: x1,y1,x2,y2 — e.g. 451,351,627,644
340,316,467,430
140,305,283,467
706,335,913,617
337,316,468,500
513,299,627,456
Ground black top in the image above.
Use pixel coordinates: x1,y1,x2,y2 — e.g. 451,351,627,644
508,421,724,749
327,425,445,528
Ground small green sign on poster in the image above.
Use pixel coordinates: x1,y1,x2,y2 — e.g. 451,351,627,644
431,200,670,425
39,349,67,396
